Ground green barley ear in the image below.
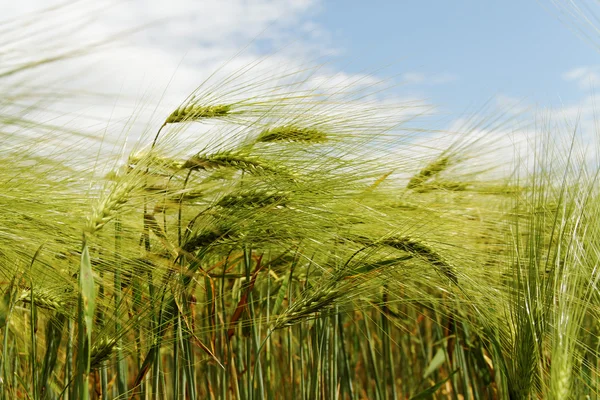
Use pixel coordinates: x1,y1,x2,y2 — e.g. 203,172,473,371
85,182,135,234
256,125,328,143
18,289,73,314
216,189,288,209
273,283,344,329
347,235,458,284
90,336,119,370
382,236,457,284
180,151,297,182
165,103,232,124
181,224,237,253
407,156,450,189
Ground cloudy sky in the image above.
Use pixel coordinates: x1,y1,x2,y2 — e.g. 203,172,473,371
5,0,600,169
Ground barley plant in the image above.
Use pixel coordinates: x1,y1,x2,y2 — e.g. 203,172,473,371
2,3,600,400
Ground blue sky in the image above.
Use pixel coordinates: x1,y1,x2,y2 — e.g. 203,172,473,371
11,0,597,119
312,1,600,115
8,0,600,159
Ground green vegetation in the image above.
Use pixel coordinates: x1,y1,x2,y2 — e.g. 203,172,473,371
2,4,600,400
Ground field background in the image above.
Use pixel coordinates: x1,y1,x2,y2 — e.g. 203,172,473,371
3,1,600,399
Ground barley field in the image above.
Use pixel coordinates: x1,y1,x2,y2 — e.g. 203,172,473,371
2,2,600,400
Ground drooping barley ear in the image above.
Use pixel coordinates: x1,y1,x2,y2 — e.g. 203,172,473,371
382,237,458,284
407,156,450,189
273,284,344,329
181,152,269,172
165,102,232,124
90,337,119,370
181,151,295,181
347,235,457,283
256,125,327,144
18,289,71,313
216,189,288,209
181,225,237,254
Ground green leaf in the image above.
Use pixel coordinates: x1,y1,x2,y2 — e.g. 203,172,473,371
77,241,96,400
272,274,290,317
423,347,446,379
410,369,458,400
79,243,96,343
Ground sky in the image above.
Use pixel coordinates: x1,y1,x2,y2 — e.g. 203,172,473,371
312,1,600,113
5,0,600,169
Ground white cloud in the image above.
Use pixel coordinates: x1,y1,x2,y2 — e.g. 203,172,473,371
8,1,597,183
563,66,600,89
2,0,436,173
487,92,600,176
0,2,329,135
